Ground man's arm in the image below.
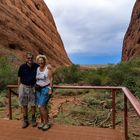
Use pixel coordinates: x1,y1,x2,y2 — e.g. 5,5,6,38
18,77,21,87
17,65,22,87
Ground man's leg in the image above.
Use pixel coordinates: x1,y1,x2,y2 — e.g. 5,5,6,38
22,106,29,128
18,84,29,128
31,106,37,127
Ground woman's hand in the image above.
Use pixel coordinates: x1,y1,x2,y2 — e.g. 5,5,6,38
48,89,52,95
48,89,53,100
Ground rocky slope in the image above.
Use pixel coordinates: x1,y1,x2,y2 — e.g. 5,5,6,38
0,0,72,67
122,0,140,61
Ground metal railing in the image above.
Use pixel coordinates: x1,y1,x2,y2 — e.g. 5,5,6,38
7,85,140,140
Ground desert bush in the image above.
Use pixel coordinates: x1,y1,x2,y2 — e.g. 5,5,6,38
84,72,102,85
54,89,89,96
53,58,140,99
53,64,81,84
55,91,113,127
0,57,17,91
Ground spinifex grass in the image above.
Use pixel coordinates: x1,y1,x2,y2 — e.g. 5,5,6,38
54,90,122,128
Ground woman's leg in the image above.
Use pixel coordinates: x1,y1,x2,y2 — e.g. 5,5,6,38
40,106,49,124
38,87,50,130
37,107,44,129
40,106,50,131
39,107,44,123
40,87,50,124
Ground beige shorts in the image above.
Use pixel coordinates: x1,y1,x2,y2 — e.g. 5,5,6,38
18,84,36,106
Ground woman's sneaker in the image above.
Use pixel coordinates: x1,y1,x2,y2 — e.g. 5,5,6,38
42,123,50,131
38,123,44,129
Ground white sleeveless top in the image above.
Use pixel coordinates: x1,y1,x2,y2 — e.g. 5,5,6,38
36,66,50,87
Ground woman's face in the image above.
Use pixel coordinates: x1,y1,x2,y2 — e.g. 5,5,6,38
38,57,45,67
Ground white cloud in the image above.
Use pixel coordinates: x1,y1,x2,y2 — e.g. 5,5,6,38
44,0,135,56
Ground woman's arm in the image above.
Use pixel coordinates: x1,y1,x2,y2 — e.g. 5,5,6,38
48,67,53,93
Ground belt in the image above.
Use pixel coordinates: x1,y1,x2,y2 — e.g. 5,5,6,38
22,84,34,88
37,83,50,88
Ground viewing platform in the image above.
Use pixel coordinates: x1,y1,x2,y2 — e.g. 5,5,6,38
5,85,140,140
0,119,123,140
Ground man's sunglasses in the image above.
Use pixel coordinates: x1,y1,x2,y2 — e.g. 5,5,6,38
27,57,33,60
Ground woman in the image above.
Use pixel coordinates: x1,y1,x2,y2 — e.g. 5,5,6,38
36,55,53,131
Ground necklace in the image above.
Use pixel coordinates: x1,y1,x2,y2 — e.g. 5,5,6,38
39,66,46,72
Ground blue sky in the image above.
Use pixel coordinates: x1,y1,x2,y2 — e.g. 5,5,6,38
45,0,136,64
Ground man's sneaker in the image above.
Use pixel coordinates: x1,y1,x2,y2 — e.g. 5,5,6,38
42,123,50,131
38,123,44,129
22,120,29,128
32,117,37,127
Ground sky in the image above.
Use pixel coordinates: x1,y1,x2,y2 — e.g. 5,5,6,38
44,0,136,64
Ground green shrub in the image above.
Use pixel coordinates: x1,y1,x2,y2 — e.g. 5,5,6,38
122,76,137,92
54,89,88,96
53,58,140,99
0,57,17,91
53,64,80,84
84,72,102,85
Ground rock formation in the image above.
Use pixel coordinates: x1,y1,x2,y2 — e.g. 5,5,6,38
122,0,140,61
0,0,72,67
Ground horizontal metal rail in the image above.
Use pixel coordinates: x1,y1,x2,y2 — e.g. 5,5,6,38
122,87,140,116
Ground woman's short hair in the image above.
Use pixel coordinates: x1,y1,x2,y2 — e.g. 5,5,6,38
36,54,48,64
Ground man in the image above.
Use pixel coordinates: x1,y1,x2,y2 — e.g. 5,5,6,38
18,52,39,128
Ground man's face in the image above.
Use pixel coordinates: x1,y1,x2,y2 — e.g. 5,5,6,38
26,55,33,65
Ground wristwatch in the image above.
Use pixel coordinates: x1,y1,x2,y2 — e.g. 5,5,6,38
48,87,52,90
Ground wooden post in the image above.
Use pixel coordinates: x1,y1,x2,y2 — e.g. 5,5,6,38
112,89,116,129
8,88,12,120
124,94,128,140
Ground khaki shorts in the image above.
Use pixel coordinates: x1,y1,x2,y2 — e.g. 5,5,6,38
18,84,36,106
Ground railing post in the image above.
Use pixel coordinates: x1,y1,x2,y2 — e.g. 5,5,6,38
8,88,12,120
112,89,116,129
124,94,128,140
